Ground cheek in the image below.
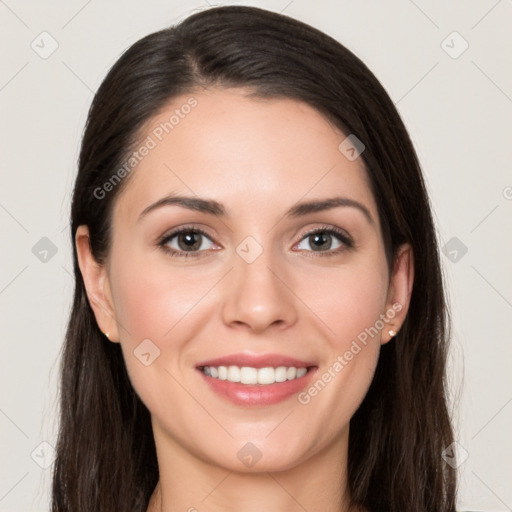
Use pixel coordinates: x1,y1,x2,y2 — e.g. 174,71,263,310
109,248,218,343
107,250,223,405
302,256,389,345
290,256,388,434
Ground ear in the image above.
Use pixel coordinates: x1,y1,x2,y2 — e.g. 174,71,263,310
75,225,120,343
381,243,414,344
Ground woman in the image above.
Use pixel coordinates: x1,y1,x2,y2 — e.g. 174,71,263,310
52,5,457,511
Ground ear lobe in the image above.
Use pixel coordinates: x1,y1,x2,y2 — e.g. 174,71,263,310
381,243,414,344
75,225,120,342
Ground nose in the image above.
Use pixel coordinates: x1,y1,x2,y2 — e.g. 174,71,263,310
221,246,298,333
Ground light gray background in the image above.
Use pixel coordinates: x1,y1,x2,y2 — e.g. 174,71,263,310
1,1,511,510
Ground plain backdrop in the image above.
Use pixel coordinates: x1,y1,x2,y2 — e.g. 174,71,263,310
1,1,511,510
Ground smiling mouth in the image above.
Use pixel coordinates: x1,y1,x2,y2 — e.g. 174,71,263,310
199,365,315,385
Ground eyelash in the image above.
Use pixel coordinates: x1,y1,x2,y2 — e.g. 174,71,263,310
157,224,354,259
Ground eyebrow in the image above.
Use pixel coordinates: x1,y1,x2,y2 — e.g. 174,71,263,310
138,194,374,225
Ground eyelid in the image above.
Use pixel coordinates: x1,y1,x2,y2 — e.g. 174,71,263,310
158,223,217,242
157,224,220,256
296,224,353,245
292,225,354,256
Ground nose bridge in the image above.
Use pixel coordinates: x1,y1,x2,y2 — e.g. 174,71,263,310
221,235,297,331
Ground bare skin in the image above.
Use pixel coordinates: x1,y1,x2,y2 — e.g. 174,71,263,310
76,87,413,512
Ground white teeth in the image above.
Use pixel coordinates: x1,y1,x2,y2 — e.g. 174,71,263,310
296,367,307,378
201,365,310,385
275,366,288,382
218,366,227,380
240,366,258,384
287,367,297,380
257,367,275,385
227,365,241,382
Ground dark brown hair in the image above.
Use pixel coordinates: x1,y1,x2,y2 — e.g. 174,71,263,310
52,5,457,511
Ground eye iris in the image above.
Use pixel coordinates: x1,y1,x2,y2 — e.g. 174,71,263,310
178,232,202,251
310,232,331,251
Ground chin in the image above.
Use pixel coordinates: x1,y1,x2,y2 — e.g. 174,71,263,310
203,438,314,474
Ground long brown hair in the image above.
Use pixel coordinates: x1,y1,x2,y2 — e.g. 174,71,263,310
52,6,457,511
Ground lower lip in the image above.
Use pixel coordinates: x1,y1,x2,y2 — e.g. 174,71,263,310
197,367,318,406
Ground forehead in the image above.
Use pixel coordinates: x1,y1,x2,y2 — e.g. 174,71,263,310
113,87,377,224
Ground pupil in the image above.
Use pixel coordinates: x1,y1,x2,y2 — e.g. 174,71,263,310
311,232,331,251
178,232,201,251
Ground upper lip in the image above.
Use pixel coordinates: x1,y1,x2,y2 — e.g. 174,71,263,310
196,353,317,369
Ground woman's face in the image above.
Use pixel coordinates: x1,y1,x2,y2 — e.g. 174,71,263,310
78,87,412,473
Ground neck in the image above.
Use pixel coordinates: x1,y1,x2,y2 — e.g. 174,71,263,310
147,423,360,512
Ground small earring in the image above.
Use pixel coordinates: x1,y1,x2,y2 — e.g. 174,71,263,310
388,330,396,337
104,332,110,339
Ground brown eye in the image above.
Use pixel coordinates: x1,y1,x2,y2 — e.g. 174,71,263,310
159,228,216,257
295,228,352,254
176,232,203,251
307,232,335,251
